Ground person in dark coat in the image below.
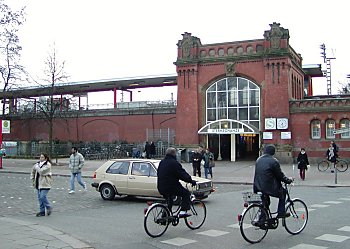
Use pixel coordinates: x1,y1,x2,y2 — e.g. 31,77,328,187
253,144,293,218
191,148,203,177
144,141,151,159
150,141,156,159
157,147,196,218
297,148,310,180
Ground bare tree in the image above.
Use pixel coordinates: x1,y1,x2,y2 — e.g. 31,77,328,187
36,45,69,157
0,0,26,115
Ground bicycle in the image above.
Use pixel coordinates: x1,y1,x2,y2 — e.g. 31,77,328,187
144,185,207,238
238,182,308,244
317,158,348,172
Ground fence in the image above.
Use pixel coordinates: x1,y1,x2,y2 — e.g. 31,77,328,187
2,140,173,160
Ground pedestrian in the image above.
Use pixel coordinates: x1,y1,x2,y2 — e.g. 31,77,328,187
150,141,156,159
191,148,203,177
68,146,87,194
326,143,338,168
144,141,151,159
253,144,293,220
203,148,214,179
30,153,53,217
297,148,310,180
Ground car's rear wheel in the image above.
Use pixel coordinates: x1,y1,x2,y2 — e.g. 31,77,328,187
100,184,116,200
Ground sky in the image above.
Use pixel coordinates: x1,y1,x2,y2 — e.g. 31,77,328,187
8,0,350,104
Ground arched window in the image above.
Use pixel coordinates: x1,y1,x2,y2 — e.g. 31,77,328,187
326,119,335,139
340,119,350,138
311,120,321,139
206,77,260,130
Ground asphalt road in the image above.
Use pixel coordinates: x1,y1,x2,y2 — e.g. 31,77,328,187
2,173,350,249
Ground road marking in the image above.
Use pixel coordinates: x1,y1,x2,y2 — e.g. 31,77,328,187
323,201,342,204
316,234,350,242
196,229,230,237
227,223,240,229
338,226,350,232
310,204,329,208
161,238,196,246
289,244,327,249
339,198,350,201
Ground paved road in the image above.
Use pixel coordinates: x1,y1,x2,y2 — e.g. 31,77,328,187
1,157,350,248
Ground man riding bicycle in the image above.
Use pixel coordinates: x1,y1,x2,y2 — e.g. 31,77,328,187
253,144,293,219
157,147,196,218
327,141,338,163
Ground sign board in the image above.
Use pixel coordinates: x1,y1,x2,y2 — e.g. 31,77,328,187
281,132,292,139
333,128,350,135
265,118,276,130
207,128,244,134
263,132,273,140
2,120,10,134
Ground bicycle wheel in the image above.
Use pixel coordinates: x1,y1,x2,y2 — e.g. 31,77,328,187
185,200,207,229
284,199,308,235
318,160,329,172
239,204,268,244
336,160,348,172
144,204,170,238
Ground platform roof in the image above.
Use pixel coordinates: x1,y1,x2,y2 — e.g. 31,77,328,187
0,74,178,99
303,64,324,77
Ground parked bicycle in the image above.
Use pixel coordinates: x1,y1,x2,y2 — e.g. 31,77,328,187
238,182,308,244
317,158,348,172
144,184,207,238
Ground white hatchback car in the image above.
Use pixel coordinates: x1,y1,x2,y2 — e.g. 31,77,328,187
91,159,214,201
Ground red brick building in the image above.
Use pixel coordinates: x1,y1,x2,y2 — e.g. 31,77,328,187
2,22,350,163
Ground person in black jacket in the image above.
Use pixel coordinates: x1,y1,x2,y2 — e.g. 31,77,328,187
253,144,293,218
191,148,203,177
297,148,310,180
157,147,196,218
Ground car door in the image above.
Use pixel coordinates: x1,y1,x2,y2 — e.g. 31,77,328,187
127,162,158,196
105,161,130,194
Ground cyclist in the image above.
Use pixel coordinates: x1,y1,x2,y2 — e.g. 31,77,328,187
157,147,197,218
326,142,338,165
253,144,293,219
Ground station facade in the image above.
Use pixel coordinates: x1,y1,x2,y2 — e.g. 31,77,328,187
2,22,350,163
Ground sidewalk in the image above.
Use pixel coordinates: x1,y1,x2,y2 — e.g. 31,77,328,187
1,157,349,187
1,158,349,249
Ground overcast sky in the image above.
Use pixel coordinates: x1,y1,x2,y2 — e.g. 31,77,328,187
9,0,350,103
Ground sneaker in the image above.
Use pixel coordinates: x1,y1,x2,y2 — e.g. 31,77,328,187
47,207,53,216
276,212,290,218
84,183,87,191
36,212,45,217
69,190,75,194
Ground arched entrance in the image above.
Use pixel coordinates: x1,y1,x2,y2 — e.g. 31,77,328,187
198,119,260,161
199,77,261,161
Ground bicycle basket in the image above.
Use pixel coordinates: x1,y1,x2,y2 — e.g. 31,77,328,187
242,192,262,203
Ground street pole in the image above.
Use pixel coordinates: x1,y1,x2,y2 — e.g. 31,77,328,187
0,119,2,169
334,162,337,184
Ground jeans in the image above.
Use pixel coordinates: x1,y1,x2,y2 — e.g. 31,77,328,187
70,172,85,191
37,189,51,213
262,188,287,216
204,167,213,179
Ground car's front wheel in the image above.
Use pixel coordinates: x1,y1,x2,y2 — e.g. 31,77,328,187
100,184,116,200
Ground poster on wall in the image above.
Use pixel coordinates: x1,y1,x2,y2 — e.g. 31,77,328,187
263,132,273,140
281,132,291,139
